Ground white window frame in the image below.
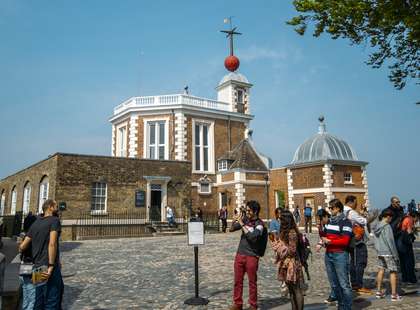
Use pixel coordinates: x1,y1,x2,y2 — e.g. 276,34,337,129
91,182,107,215
38,177,49,214
192,119,214,173
344,172,353,184
115,121,128,157
11,187,17,215
23,183,31,214
143,117,169,160
0,192,5,216
218,160,228,171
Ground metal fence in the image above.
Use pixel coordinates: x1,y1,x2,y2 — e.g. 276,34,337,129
73,209,221,240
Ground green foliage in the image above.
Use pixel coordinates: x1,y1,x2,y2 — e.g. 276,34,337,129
288,0,420,89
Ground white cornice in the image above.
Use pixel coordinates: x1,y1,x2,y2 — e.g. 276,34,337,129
109,105,253,123
291,187,367,195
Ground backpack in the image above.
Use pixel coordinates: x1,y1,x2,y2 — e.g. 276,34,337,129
297,233,311,280
251,219,268,257
345,209,364,248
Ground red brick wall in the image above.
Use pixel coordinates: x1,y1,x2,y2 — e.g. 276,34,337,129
292,192,326,226
268,168,288,217
291,165,324,189
333,192,366,207
332,165,363,187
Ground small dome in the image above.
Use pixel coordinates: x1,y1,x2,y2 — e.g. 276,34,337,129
219,72,249,86
291,117,358,165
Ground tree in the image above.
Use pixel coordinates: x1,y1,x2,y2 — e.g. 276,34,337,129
288,0,420,89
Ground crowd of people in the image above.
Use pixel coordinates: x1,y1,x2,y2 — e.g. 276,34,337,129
227,196,419,310
14,195,418,310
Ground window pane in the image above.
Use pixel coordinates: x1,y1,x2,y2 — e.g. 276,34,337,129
203,147,208,171
159,123,165,144
201,183,209,193
149,146,155,159
203,125,208,146
237,90,243,103
195,124,200,145
159,146,165,160
149,123,156,144
195,146,201,170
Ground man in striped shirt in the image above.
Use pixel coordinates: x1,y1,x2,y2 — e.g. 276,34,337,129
322,199,353,310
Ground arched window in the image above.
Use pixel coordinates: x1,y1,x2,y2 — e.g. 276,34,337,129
38,176,49,214
11,186,17,215
23,181,31,214
0,191,5,216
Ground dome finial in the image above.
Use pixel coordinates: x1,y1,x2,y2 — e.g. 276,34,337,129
318,115,326,133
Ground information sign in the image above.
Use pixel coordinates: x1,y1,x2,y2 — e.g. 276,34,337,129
188,221,204,245
135,190,145,208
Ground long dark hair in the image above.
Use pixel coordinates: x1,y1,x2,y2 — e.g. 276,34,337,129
279,210,300,244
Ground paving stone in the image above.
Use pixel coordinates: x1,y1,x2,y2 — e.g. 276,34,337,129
61,232,420,309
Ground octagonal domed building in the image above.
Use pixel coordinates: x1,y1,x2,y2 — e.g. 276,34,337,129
283,117,369,223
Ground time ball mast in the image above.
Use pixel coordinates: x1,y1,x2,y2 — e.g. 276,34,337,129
220,23,242,72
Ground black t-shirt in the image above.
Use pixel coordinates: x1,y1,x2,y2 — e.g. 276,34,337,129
27,216,61,268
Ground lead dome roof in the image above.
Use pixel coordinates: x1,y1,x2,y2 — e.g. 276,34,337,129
291,117,359,165
218,72,249,86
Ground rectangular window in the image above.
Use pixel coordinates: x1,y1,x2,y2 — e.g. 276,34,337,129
194,122,211,172
117,126,127,157
344,172,353,184
147,121,166,159
91,182,107,213
237,89,245,113
218,160,228,171
199,183,210,194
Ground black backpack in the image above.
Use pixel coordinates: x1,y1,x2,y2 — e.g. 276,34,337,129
297,233,311,280
251,219,268,257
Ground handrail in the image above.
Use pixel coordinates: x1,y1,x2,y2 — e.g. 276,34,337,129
113,94,231,115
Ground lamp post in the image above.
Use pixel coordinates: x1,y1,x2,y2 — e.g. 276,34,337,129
264,174,269,221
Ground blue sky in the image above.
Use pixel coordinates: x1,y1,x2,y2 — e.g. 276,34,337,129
0,0,419,209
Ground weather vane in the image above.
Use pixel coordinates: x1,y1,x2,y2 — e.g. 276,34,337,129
220,17,241,72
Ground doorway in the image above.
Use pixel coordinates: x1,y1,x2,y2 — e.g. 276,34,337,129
150,185,162,222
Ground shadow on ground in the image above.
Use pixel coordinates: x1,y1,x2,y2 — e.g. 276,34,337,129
60,242,83,252
62,284,83,309
258,296,289,309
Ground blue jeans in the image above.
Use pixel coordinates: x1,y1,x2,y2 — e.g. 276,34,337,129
20,275,36,310
34,266,63,310
325,252,352,310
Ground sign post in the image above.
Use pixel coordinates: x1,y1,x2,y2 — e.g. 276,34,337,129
184,220,208,306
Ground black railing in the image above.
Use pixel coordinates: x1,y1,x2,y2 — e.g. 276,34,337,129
73,209,221,240
0,211,23,238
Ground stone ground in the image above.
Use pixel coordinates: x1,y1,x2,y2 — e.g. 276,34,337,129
61,232,420,310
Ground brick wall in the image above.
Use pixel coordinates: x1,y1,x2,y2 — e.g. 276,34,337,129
268,168,288,216
332,165,363,187
291,165,324,189
55,154,191,219
0,156,58,215
333,192,366,207
243,184,269,219
293,192,326,226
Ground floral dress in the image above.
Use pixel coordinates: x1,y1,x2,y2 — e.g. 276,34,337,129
271,231,304,285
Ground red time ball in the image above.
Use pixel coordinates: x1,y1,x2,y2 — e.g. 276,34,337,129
224,55,240,72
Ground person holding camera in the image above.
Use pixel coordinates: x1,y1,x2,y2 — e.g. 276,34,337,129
229,200,266,310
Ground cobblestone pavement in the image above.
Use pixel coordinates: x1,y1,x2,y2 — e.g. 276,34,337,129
61,232,420,310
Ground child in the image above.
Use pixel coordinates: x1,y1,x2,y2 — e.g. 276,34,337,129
374,209,402,301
